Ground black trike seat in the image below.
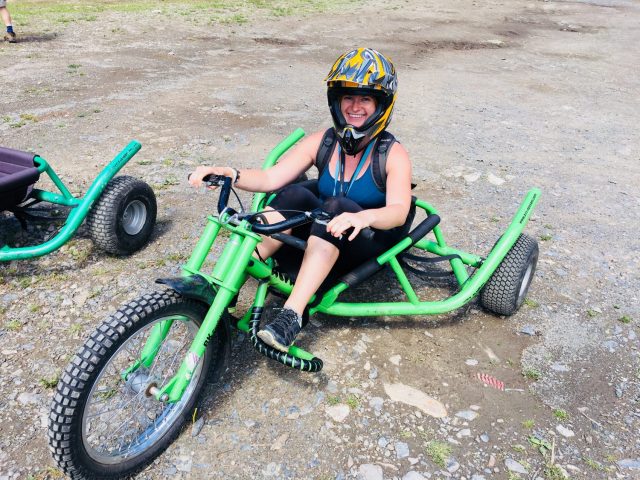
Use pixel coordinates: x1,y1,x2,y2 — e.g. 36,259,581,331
0,146,40,211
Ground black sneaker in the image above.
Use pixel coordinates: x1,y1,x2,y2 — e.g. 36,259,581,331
257,307,301,353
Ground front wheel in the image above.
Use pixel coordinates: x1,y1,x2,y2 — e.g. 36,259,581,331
479,233,539,316
87,175,157,255
48,290,227,480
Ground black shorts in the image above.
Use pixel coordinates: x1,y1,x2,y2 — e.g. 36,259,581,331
268,182,414,277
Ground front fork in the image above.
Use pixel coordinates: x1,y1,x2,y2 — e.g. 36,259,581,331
127,221,261,403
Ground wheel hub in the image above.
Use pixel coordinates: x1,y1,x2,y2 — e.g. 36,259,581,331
125,370,157,397
122,200,147,235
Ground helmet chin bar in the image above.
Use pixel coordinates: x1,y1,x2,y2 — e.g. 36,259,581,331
327,86,393,155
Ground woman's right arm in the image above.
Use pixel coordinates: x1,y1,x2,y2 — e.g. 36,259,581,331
188,130,325,192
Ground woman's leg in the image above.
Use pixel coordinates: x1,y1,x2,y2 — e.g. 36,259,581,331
258,196,362,352
255,183,322,259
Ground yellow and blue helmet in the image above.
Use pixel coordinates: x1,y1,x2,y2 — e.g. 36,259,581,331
325,48,398,155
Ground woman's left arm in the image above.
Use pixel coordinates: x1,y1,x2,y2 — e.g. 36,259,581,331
327,143,412,240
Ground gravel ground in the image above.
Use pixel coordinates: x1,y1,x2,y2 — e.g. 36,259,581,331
1,0,639,479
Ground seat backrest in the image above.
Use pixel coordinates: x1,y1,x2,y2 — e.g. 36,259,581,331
0,146,39,210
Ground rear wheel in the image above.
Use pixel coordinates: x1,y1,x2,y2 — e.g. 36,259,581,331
479,233,538,316
48,290,227,479
87,175,157,255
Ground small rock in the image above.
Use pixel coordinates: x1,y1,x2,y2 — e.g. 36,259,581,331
369,367,379,380
395,441,410,458
504,458,528,474
402,472,426,480
556,425,575,437
446,458,460,473
551,363,570,372
191,417,205,437
617,459,640,470
384,383,447,418
326,404,350,422
175,455,193,473
480,433,490,443
455,410,479,421
471,475,486,480
378,437,388,449
326,381,338,393
456,428,471,438
270,433,289,451
389,354,402,365
464,171,481,183
520,325,536,336
487,173,505,185
369,397,384,412
17,392,40,405
358,464,383,480
465,359,479,366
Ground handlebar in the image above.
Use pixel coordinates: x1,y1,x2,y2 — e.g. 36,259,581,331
193,173,374,240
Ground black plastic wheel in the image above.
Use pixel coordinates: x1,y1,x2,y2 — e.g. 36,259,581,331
87,175,157,255
48,290,228,480
479,233,539,316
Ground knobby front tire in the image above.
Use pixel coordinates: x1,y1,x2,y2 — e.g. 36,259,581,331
48,290,224,480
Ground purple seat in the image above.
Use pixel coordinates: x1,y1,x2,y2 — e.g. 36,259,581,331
0,146,40,211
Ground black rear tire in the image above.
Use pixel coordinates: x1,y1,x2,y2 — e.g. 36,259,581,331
48,290,227,480
479,233,539,316
87,175,157,255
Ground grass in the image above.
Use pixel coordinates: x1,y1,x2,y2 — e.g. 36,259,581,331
326,395,340,406
512,444,526,454
13,0,359,24
346,394,359,409
522,419,535,429
39,373,61,389
553,408,568,420
539,234,552,241
583,457,608,472
586,309,599,318
424,441,451,468
524,298,539,308
618,315,632,324
27,467,65,480
69,323,83,335
523,368,542,380
544,464,568,480
5,320,23,332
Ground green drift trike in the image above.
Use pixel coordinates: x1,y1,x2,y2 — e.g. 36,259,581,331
48,129,540,479
0,141,156,261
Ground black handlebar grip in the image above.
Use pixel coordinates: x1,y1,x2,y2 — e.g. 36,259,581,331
216,176,232,214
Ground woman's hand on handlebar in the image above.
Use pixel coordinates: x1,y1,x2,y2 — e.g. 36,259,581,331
327,211,372,241
189,166,234,189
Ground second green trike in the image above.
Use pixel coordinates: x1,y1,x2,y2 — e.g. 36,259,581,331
48,129,540,479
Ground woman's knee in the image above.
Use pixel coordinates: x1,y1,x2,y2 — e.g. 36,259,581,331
322,196,362,215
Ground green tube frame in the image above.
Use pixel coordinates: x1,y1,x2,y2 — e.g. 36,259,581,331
140,129,541,402
0,141,141,261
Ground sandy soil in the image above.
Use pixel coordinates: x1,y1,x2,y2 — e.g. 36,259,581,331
1,0,639,478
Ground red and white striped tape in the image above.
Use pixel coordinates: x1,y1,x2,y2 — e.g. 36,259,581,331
477,373,505,391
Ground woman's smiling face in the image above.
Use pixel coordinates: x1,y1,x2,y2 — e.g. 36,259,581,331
340,94,377,128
